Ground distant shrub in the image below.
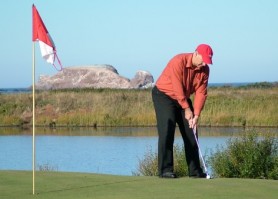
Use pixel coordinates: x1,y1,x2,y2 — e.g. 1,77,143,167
209,130,278,179
37,163,58,172
133,145,189,177
239,82,277,89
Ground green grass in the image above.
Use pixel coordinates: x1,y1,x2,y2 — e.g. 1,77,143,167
0,171,277,199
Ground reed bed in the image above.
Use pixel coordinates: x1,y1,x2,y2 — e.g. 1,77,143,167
201,87,278,127
0,86,277,127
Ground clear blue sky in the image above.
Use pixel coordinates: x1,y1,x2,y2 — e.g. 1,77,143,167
1,0,278,88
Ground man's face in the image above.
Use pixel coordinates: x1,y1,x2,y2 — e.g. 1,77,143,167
193,52,206,69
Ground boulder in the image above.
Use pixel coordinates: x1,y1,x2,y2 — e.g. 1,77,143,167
130,70,154,88
35,65,154,90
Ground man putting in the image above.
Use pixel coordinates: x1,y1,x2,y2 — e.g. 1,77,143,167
152,44,213,178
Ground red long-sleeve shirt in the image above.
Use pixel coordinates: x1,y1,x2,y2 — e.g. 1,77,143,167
155,53,209,116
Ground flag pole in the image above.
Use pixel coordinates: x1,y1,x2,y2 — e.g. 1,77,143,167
32,41,36,195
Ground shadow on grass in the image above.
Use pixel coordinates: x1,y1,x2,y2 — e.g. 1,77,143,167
37,178,149,195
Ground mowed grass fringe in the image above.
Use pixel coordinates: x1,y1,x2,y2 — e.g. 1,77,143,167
1,171,278,199
0,85,278,127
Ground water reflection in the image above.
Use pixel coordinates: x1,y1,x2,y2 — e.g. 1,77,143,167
1,126,277,136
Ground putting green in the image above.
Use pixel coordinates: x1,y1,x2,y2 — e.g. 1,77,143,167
0,171,277,199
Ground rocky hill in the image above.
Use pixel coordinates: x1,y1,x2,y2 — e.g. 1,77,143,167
35,65,154,90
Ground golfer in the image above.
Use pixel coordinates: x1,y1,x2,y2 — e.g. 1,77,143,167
152,44,213,178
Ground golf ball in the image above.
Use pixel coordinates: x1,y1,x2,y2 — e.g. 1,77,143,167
206,174,211,179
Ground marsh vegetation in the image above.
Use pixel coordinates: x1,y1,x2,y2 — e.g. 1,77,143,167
0,83,277,127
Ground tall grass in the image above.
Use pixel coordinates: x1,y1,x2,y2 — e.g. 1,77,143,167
0,87,278,127
134,129,278,180
208,130,278,179
133,145,189,177
200,87,278,127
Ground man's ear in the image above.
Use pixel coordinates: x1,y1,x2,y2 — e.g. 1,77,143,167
192,51,198,61
193,51,198,58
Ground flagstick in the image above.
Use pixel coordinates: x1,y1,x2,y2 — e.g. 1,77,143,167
32,42,36,195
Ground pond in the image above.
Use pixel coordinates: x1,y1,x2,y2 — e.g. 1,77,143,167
0,127,276,176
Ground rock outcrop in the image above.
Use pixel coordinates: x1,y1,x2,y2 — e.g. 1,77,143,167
130,70,154,88
35,65,154,90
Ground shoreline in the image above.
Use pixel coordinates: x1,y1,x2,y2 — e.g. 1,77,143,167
1,124,278,128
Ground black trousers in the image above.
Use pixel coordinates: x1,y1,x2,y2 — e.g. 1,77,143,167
152,86,203,176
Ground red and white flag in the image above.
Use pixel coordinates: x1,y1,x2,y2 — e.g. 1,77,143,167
32,4,62,70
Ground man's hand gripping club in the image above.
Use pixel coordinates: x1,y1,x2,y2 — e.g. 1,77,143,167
185,108,199,129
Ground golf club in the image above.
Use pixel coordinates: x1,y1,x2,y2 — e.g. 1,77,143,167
193,127,211,179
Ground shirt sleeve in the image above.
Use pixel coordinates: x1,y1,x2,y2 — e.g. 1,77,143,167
170,59,190,109
193,67,209,116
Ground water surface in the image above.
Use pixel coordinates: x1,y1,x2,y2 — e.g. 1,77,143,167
0,127,276,175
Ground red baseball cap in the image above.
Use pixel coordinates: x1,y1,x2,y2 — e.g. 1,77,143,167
196,44,213,64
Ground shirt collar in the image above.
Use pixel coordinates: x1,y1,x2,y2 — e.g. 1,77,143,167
185,54,193,68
